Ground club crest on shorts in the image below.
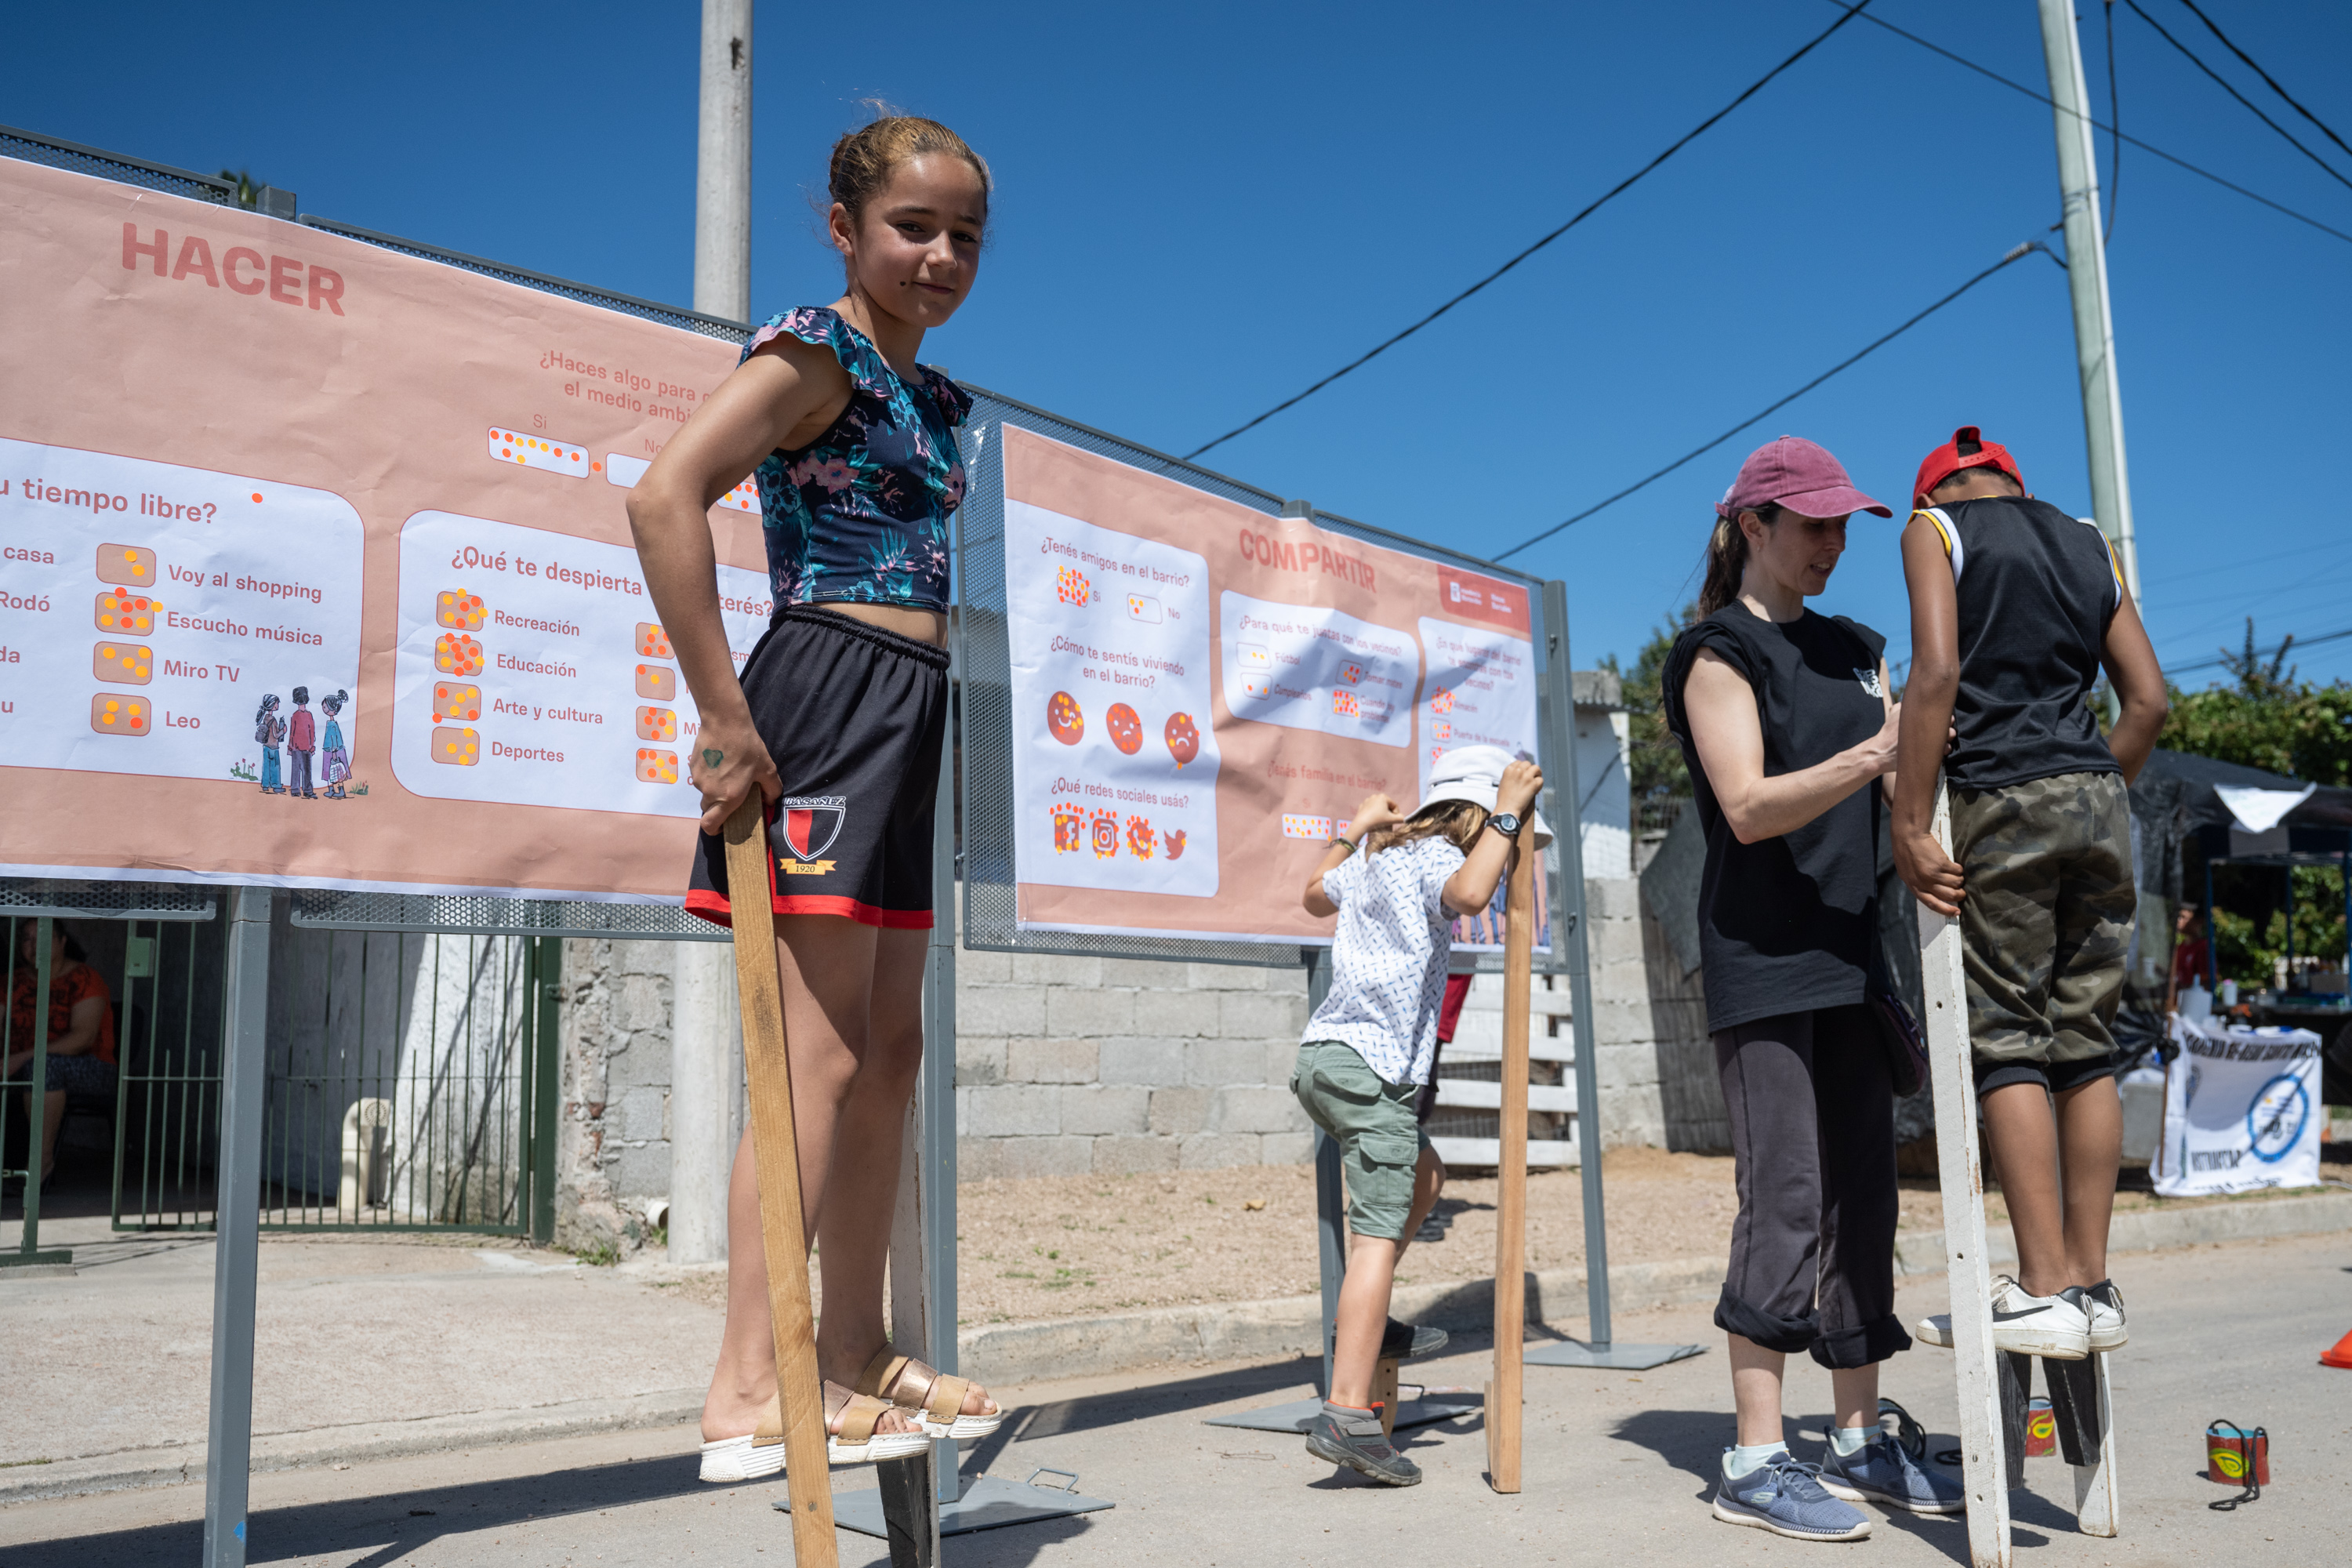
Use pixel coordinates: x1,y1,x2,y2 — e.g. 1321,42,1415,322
1854,666,1885,698
777,796,846,865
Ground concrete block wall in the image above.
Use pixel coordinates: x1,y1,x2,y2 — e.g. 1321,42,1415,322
953,950,1315,1179
547,877,1727,1245
1584,877,1728,1152
552,937,684,1251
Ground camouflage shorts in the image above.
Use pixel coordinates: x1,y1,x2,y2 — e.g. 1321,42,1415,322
1948,771,2135,1081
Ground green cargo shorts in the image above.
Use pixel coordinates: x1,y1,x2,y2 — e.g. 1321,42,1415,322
1290,1040,1433,1242
1948,770,2136,1095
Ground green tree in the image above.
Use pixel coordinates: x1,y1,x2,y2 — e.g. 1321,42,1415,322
2212,865,2347,983
219,168,263,210
1605,604,1698,824
2158,619,2352,786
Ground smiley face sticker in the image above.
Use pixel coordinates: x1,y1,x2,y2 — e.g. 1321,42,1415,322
1047,690,1083,746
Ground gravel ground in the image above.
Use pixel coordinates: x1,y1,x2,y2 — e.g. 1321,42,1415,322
657,1148,2343,1329
952,1149,1878,1326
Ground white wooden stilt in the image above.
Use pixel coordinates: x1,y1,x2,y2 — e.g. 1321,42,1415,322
1920,785,2012,1568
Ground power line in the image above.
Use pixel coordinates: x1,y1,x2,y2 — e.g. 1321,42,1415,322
1491,241,2044,563
2174,0,2352,166
1824,2,2352,248
2102,1,2122,241
1177,1,1882,462
2124,0,2352,196
2169,622,2352,676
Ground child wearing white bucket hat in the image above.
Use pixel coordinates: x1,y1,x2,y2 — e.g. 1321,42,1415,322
1290,744,1543,1486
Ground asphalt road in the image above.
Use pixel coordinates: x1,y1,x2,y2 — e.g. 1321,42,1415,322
5,1229,2347,1566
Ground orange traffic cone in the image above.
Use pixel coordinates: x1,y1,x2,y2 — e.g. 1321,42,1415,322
2323,1327,2352,1370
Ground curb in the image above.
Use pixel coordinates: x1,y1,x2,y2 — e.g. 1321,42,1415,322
0,1387,702,1506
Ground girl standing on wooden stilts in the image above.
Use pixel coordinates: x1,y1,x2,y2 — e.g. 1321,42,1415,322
629,112,1004,1480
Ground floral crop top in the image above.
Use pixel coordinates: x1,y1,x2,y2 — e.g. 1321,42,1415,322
740,307,970,612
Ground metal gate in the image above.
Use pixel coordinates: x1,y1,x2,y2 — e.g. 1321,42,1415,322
6,907,557,1240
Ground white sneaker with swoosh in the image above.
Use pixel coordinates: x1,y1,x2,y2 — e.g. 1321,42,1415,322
1988,1275,2089,1359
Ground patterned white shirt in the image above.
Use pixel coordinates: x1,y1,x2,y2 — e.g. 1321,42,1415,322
1303,836,1466,1085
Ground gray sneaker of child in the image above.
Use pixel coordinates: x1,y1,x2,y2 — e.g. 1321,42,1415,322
1712,1450,1871,1541
1819,1433,1966,1514
1303,1403,1421,1486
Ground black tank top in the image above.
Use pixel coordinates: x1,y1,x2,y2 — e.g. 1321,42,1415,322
1915,495,2123,790
1663,605,1886,1034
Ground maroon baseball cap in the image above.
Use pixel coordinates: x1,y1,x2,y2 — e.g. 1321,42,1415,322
1715,436,1892,522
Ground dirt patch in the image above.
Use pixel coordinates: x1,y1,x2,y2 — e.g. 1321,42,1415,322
646,1149,2344,1330
954,1149,1776,1327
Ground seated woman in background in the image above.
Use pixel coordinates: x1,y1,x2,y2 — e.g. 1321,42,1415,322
6,924,116,1189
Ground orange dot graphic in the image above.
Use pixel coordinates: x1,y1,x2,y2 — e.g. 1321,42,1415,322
251,492,263,503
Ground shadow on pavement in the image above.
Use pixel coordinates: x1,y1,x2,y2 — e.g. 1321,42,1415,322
2,1451,711,1568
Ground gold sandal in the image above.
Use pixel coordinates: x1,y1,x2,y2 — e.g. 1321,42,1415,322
725,1386,934,1470
856,1345,1004,1439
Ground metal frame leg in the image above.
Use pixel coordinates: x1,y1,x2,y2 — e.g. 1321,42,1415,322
203,887,272,1568
1523,581,1699,1375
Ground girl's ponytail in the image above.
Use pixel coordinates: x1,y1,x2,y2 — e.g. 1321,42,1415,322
1697,504,1777,616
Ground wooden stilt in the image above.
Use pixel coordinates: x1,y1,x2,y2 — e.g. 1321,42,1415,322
1921,783,2011,1568
1486,839,1535,1494
724,798,840,1566
2047,1352,2118,1537
1374,1356,1400,1439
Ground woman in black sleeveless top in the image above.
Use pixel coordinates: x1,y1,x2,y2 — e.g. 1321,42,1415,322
1661,437,1962,1538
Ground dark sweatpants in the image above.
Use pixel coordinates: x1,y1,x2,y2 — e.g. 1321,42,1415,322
1714,1004,1910,1370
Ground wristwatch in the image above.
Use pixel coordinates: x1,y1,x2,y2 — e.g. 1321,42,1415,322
1486,812,1523,840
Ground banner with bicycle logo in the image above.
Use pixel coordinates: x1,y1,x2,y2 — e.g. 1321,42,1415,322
2154,1018,2323,1197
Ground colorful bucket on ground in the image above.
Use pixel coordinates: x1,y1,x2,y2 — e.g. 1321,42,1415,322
2024,1397,2056,1457
2207,1422,2269,1486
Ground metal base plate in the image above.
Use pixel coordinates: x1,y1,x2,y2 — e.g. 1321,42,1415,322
1204,1392,1483,1434
1523,1340,1706,1370
786,1475,1113,1539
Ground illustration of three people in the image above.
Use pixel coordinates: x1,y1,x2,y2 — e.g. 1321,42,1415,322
252,687,350,800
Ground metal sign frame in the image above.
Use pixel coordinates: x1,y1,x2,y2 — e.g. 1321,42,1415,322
952,387,1572,975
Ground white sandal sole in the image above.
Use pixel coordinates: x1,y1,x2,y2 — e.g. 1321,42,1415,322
918,1408,1006,1440
829,1427,935,1464
701,1425,933,1476
699,1434,786,1484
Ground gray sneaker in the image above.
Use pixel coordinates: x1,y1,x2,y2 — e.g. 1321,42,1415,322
1820,1433,1966,1514
1304,1403,1421,1486
1712,1450,1871,1541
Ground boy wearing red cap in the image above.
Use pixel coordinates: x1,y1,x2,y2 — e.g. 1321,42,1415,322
1891,428,2167,1359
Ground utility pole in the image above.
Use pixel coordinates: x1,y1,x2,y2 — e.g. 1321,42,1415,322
695,0,752,321
673,0,754,1268
2038,0,2140,601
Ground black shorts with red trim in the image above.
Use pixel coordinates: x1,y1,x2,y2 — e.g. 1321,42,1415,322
686,604,948,931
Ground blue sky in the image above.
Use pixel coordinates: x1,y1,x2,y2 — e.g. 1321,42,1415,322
9,1,2350,685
